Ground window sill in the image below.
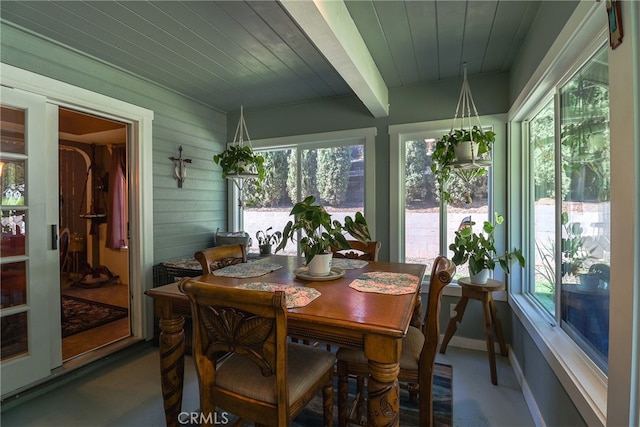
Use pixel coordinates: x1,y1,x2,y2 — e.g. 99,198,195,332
509,293,607,427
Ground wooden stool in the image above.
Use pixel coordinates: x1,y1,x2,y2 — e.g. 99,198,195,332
439,277,508,385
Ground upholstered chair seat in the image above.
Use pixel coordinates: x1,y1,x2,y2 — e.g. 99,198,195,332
216,342,336,404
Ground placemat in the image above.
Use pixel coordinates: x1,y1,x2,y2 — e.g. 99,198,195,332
236,282,321,308
348,272,420,295
213,262,283,278
331,258,368,270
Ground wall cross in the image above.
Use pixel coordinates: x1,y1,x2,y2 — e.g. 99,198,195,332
169,145,192,188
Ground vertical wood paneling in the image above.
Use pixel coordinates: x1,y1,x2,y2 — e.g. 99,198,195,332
0,25,227,262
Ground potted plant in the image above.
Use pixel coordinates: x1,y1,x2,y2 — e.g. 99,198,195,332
255,227,282,256
558,212,602,290
560,212,596,278
449,212,525,284
431,126,495,203
213,144,265,187
275,195,371,276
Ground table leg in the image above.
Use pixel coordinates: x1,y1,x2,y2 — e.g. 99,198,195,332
158,315,185,427
439,296,469,354
365,336,401,427
367,360,400,427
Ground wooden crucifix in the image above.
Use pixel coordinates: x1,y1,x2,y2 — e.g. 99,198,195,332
169,146,192,188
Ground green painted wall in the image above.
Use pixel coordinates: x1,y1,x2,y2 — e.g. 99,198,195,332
1,25,226,262
509,1,580,104
511,316,586,426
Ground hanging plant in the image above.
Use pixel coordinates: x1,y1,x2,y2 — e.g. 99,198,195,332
213,105,266,199
431,126,495,204
430,63,496,204
213,144,265,182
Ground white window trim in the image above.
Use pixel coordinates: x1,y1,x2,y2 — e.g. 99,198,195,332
507,2,611,425
230,127,377,238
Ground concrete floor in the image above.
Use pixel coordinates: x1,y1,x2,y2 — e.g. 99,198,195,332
1,342,534,427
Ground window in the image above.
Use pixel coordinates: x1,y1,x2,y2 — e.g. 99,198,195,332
389,119,503,277
402,136,489,275
527,46,610,373
234,129,376,258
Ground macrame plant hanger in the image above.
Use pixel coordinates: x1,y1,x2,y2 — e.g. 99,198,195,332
449,63,492,203
228,105,258,208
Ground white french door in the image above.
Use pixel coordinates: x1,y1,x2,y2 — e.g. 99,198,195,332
0,86,60,394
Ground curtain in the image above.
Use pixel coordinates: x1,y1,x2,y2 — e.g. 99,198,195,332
106,146,127,249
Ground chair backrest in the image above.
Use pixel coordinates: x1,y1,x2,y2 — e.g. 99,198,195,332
179,279,289,424
194,244,247,274
331,240,381,261
418,256,456,426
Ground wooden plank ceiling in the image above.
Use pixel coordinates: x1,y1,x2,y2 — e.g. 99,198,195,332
1,0,544,117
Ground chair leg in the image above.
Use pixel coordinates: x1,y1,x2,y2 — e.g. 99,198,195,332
355,376,365,422
407,382,419,403
323,378,334,427
338,361,349,427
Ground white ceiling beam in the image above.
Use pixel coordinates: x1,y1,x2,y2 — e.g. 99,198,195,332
279,0,389,118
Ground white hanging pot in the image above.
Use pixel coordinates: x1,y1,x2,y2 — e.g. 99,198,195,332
307,253,333,276
469,268,489,284
453,140,479,162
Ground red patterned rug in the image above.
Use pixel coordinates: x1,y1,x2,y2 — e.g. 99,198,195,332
61,295,128,337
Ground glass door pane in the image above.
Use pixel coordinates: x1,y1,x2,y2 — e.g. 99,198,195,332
1,87,53,393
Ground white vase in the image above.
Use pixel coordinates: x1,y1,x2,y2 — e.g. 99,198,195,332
469,268,489,284
307,253,333,276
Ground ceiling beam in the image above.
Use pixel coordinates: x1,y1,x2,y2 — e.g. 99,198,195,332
279,0,389,118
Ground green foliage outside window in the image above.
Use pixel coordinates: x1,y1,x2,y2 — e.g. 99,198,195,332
287,149,318,204
243,150,289,207
405,140,432,205
316,147,351,206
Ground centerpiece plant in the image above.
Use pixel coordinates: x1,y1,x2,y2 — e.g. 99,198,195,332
275,195,371,276
449,212,525,284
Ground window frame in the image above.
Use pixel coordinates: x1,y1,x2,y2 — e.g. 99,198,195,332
508,5,610,424
229,127,377,241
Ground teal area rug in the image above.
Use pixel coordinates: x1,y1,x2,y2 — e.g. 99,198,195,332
292,362,453,426
61,295,128,337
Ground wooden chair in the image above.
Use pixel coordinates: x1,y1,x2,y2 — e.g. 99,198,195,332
336,256,455,427
331,240,381,261
179,279,336,427
194,244,247,274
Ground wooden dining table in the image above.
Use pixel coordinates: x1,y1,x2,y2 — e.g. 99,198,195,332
146,255,426,427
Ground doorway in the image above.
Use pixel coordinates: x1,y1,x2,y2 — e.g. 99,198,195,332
1,64,154,398
57,108,131,361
